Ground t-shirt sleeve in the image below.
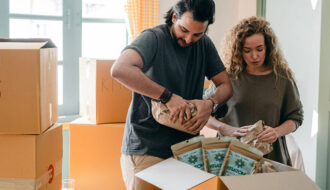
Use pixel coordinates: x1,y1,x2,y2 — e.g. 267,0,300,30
123,30,157,71
282,79,304,130
204,36,226,80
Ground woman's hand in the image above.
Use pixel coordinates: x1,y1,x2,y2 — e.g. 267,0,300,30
221,125,250,137
257,126,279,143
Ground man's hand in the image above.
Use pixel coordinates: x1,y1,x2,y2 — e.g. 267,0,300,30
257,126,279,143
182,99,213,134
166,94,191,125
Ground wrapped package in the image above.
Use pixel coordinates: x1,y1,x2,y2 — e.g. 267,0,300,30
240,120,273,155
171,136,205,170
219,140,263,176
152,100,197,134
202,136,236,175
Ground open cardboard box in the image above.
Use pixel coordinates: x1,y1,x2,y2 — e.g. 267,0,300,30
136,158,320,190
0,38,58,134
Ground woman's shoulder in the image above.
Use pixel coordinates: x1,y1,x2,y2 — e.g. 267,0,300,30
277,69,296,84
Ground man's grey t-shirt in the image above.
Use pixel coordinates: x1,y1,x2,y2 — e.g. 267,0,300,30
121,24,225,159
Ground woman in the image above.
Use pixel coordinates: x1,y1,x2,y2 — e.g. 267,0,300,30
205,16,303,165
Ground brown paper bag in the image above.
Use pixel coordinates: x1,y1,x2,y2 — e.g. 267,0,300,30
219,140,263,176
171,136,205,170
151,100,197,134
240,120,273,155
202,136,236,175
257,159,277,173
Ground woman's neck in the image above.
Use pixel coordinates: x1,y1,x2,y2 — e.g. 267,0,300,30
246,65,273,75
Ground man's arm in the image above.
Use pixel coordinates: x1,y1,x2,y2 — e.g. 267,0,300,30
209,70,233,106
111,49,164,99
184,70,233,133
111,49,192,124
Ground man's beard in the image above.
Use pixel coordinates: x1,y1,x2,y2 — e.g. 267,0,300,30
171,27,192,48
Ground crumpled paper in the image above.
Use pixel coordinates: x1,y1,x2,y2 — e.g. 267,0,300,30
240,120,273,155
257,160,277,173
151,100,197,134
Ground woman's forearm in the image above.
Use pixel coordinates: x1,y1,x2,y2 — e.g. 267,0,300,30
274,120,297,137
206,117,235,136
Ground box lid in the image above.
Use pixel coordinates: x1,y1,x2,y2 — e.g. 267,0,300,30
0,38,56,49
220,171,320,190
136,158,214,190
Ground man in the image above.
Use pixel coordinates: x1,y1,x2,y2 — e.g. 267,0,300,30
111,0,233,189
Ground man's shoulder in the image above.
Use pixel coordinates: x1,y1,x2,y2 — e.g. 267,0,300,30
199,34,213,45
131,25,166,45
143,24,168,36
201,34,212,41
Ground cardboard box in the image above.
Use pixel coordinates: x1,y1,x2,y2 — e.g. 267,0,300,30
79,58,132,124
0,124,62,190
0,39,58,134
67,120,126,190
136,158,320,190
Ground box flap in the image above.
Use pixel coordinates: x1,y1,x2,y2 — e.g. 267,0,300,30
190,177,221,190
0,38,56,49
136,158,215,190
220,171,320,190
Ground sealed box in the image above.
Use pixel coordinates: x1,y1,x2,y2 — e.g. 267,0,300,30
0,39,58,134
66,120,125,190
79,58,132,124
136,158,320,190
0,124,62,190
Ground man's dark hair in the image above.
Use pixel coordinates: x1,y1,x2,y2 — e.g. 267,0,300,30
164,0,215,26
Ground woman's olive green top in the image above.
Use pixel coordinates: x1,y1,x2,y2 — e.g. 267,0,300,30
220,70,303,165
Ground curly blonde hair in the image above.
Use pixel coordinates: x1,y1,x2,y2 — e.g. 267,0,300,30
220,16,294,81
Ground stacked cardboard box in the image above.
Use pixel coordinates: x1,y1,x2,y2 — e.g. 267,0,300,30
65,58,131,189
65,121,126,190
79,58,132,124
0,39,62,190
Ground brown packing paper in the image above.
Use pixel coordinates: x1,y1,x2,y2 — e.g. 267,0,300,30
240,120,273,155
151,100,197,134
256,158,278,173
171,136,205,170
219,140,263,176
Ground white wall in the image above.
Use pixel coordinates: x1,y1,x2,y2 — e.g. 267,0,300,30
266,0,322,182
159,0,177,24
159,0,256,52
238,0,257,21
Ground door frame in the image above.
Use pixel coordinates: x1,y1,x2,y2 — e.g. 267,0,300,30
316,0,330,189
